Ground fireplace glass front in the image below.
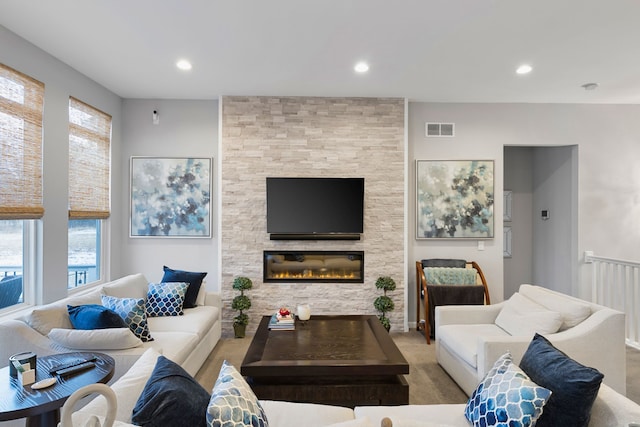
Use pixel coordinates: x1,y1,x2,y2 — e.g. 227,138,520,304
264,251,364,283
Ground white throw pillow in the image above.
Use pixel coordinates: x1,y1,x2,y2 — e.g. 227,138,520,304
48,328,142,350
29,307,73,335
101,273,150,300
495,293,563,337
518,284,592,330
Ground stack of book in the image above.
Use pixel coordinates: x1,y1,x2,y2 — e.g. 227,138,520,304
268,312,295,330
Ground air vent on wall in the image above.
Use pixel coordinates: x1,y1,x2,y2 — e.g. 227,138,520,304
425,122,455,137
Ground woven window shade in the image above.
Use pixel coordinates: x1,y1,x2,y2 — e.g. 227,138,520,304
68,97,111,219
0,63,45,220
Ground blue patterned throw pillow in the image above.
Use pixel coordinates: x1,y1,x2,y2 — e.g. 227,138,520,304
465,352,551,427
207,360,269,427
146,282,188,317
101,294,154,342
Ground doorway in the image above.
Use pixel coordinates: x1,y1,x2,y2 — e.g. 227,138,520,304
503,145,578,299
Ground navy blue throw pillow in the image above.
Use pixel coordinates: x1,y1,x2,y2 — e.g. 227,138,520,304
520,333,604,427
67,304,128,330
161,266,207,309
132,356,210,427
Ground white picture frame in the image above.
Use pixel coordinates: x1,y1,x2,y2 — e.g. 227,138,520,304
504,226,512,258
503,190,512,222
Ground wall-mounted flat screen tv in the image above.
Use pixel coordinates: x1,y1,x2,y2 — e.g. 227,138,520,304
266,177,364,238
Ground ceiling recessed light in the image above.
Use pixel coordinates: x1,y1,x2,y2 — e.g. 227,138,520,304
581,82,599,91
176,59,192,71
516,64,532,75
354,62,369,73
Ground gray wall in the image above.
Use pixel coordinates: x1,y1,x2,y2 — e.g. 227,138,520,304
120,99,219,287
0,25,123,304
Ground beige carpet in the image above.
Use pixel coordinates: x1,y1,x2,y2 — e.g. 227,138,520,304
195,331,640,405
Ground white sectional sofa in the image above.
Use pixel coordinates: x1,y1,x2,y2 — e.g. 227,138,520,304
435,284,626,396
0,273,222,382
68,347,640,427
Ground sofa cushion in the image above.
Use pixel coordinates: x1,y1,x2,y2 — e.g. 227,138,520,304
132,355,210,427
494,293,563,337
354,405,468,427
437,324,508,368
101,295,153,342
147,305,219,339
326,418,374,427
48,327,142,350
67,304,128,329
261,400,355,427
146,282,188,317
144,331,200,366
161,266,207,309
464,352,551,427
519,333,604,427
101,273,150,301
207,360,269,426
518,284,592,331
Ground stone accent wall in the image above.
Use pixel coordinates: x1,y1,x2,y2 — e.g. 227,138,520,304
221,96,405,336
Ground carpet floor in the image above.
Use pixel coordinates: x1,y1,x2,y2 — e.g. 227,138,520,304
195,330,640,406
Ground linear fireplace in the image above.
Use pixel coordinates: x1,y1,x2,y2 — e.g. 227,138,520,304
263,251,364,283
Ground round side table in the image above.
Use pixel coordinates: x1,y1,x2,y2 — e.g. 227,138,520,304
0,351,115,427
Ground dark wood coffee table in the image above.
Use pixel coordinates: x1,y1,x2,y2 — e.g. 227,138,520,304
0,352,115,427
241,315,409,407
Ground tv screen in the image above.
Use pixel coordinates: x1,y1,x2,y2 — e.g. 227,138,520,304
266,177,364,235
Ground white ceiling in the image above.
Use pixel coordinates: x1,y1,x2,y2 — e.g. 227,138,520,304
2,0,640,103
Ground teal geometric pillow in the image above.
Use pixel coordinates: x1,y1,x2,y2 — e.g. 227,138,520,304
101,294,154,342
206,360,269,427
146,282,188,317
465,352,551,427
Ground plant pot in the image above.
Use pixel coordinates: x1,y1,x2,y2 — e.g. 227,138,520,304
233,323,247,338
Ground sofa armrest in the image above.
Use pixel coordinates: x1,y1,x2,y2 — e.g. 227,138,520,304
0,319,55,367
541,308,626,395
203,291,222,310
436,302,504,327
475,308,626,395
589,383,640,427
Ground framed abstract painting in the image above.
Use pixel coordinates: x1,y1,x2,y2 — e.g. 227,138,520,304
130,157,212,238
416,160,494,239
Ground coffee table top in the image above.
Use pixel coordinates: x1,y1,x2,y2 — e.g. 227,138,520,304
0,352,115,422
241,315,409,377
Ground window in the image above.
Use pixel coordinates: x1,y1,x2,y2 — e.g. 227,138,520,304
68,98,111,289
0,63,44,309
68,219,101,288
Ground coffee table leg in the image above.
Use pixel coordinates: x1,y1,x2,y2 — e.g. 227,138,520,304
25,409,59,427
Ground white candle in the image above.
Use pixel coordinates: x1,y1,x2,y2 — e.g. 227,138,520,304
297,304,311,321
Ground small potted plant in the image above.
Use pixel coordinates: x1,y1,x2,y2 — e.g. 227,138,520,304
374,276,396,332
231,276,252,338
